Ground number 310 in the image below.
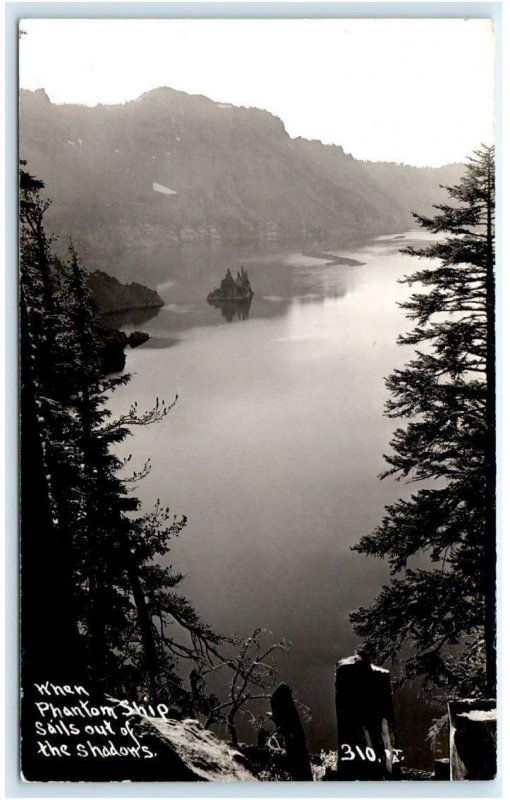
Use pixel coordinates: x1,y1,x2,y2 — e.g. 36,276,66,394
340,744,404,763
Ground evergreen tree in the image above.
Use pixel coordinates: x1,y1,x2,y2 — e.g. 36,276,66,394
20,164,296,782
350,145,496,698
20,166,86,682
20,164,225,713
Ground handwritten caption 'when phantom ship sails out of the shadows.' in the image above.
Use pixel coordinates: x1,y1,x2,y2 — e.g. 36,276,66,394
32,682,169,759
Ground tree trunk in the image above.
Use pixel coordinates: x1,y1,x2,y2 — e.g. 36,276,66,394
127,555,159,703
271,683,312,781
227,709,239,748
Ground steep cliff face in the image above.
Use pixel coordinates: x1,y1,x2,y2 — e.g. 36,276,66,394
20,87,463,259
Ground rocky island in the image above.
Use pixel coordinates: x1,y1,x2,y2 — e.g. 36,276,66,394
207,267,254,303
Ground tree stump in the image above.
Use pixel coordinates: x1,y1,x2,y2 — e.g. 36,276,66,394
270,683,312,781
335,653,401,780
449,699,496,780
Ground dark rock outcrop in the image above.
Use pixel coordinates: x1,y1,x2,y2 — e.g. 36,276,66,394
85,271,159,371
128,330,150,348
207,267,253,302
96,327,151,372
88,270,164,315
97,326,128,373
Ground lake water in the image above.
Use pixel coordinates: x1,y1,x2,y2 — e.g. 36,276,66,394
107,231,438,767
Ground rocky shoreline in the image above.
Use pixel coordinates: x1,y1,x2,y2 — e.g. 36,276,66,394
87,270,163,372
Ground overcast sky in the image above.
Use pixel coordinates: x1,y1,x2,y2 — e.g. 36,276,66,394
20,18,494,167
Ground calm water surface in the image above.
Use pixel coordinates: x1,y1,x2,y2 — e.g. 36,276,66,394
108,231,437,765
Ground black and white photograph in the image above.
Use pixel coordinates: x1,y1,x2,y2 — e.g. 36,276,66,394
17,14,497,784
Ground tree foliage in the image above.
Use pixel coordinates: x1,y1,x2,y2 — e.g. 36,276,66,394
20,163,224,712
350,146,496,698
20,164,297,778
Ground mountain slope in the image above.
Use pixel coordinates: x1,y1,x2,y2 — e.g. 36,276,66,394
20,87,463,262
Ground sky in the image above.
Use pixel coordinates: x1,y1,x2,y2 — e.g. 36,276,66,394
19,18,494,167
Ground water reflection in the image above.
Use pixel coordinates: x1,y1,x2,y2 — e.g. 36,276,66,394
207,296,252,323
100,305,162,330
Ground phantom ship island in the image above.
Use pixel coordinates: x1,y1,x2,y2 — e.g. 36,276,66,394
207,267,254,322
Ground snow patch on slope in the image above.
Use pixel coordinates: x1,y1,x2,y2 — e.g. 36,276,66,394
153,182,178,195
